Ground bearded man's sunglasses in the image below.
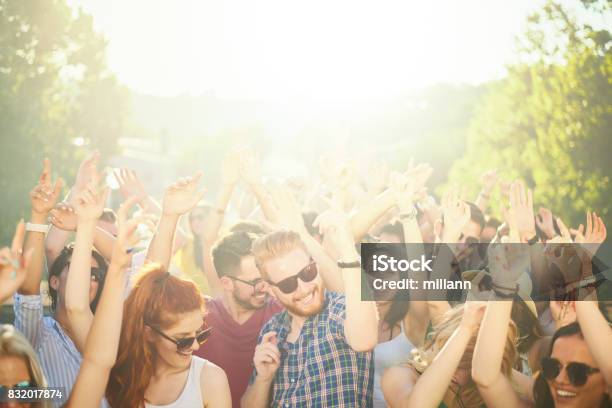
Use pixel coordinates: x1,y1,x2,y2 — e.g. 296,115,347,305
146,324,213,352
266,259,318,294
540,357,600,386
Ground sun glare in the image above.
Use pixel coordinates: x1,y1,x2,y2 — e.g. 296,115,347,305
68,0,545,103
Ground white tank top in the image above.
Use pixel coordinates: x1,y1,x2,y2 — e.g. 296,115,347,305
145,356,207,408
373,321,415,408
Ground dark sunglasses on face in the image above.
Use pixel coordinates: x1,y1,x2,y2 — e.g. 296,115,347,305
541,357,600,386
266,260,318,294
147,324,213,352
0,380,36,391
228,276,266,293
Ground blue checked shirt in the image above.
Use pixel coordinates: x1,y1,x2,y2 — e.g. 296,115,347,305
13,294,108,408
249,290,373,407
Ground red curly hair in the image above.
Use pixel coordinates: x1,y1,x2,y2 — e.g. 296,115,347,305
106,264,205,408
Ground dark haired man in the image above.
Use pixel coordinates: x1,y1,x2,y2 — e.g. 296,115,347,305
195,231,282,408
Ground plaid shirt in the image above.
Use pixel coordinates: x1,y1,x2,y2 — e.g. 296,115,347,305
249,290,373,407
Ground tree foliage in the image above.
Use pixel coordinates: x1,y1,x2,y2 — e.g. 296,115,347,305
447,0,612,226
0,0,129,242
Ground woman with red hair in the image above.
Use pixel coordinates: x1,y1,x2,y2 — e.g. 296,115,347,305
106,264,231,408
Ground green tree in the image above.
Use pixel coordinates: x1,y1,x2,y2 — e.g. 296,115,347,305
447,0,611,227
0,0,129,243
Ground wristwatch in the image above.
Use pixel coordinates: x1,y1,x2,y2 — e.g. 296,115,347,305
337,260,361,269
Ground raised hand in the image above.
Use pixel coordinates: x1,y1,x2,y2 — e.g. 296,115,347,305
487,241,529,289
535,207,556,240
30,158,64,216
253,332,281,381
74,151,100,192
440,185,470,242
550,300,577,329
111,197,155,269
49,203,78,231
73,181,109,222
313,207,355,258
114,168,147,203
480,169,498,194
507,180,536,243
162,172,206,216
268,185,306,233
0,221,33,303
570,211,607,256
239,148,263,186
389,171,416,213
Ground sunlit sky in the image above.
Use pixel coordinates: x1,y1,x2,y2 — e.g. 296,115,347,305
68,0,546,102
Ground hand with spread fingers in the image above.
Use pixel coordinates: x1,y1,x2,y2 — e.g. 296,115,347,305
162,172,206,216
570,211,607,256
535,207,556,240
114,168,148,204
439,185,470,242
507,180,536,243
0,221,33,303
30,158,64,216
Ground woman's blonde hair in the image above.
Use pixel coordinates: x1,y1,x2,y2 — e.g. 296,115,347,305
409,304,518,408
0,324,50,408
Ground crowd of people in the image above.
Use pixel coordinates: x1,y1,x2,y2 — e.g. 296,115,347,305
0,149,610,408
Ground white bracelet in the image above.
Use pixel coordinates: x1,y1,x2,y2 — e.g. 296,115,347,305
25,222,50,234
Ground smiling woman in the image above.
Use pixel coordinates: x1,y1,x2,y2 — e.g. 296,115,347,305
106,265,231,408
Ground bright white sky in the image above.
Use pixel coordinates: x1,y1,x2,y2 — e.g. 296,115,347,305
68,0,545,102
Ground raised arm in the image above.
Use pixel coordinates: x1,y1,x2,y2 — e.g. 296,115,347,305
386,302,486,408
240,149,279,223
270,186,344,293
314,209,378,351
472,242,531,408
200,153,240,295
65,180,109,352
475,169,498,213
46,151,99,263
146,172,205,269
576,301,612,388
66,197,145,408
20,158,63,295
0,222,31,303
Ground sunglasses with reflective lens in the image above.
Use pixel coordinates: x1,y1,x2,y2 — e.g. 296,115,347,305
0,380,36,391
267,260,318,294
147,324,213,352
541,357,600,386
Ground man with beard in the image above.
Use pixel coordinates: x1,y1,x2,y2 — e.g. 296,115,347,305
195,230,282,408
242,211,379,408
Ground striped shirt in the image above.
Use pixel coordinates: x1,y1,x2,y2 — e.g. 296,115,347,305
250,290,373,407
13,293,107,408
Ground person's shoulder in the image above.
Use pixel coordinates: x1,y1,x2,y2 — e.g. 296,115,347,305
198,358,229,397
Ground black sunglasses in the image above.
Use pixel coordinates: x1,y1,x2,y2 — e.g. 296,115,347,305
266,260,318,294
147,324,213,352
0,380,36,390
541,357,600,386
228,276,266,292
